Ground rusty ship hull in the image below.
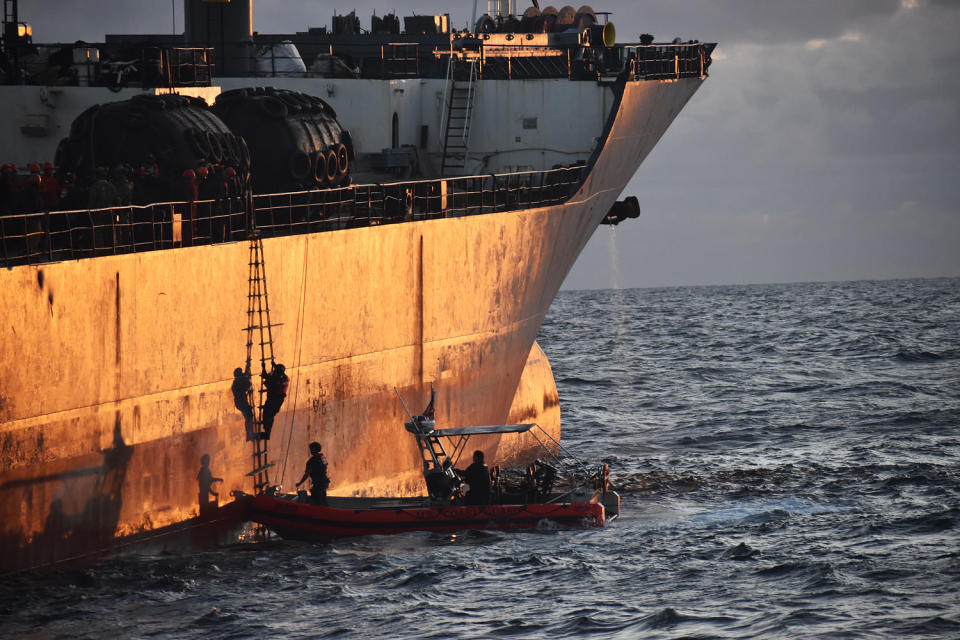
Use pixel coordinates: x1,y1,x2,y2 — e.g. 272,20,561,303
0,77,705,574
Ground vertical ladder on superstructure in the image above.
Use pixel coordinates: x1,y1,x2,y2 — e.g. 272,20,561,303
440,59,478,176
245,232,276,495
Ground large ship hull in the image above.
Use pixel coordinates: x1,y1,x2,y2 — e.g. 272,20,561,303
0,77,704,573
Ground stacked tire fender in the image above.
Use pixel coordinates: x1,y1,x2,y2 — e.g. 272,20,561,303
55,93,249,202
212,87,354,193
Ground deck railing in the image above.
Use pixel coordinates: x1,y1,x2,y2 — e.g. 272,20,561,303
207,39,712,81
0,166,585,267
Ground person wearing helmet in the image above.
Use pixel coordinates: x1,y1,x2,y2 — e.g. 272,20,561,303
223,166,240,200
40,162,60,209
295,441,330,505
260,362,289,440
182,168,198,200
231,365,255,440
22,173,44,212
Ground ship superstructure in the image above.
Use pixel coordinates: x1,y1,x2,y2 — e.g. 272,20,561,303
0,0,712,573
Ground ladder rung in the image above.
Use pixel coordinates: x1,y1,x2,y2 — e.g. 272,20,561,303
247,462,276,476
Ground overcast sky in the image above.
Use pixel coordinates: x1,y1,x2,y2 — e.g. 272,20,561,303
19,0,960,288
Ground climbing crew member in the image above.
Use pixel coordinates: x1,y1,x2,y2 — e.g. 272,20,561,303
231,366,255,441
461,450,491,505
295,441,330,505
260,362,289,440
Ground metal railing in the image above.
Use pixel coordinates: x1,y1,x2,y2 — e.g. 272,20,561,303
472,41,710,81
210,39,711,81
162,47,214,87
252,166,584,236
0,197,248,266
7,45,214,88
620,43,709,81
0,166,586,267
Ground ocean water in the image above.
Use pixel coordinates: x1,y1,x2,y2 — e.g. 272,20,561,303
3,277,959,639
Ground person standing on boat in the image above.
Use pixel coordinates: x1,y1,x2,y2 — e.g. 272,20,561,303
296,441,330,505
197,454,223,515
260,363,289,440
461,450,491,505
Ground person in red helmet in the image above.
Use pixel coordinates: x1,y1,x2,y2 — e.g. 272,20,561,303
22,173,44,212
40,162,60,210
224,166,239,199
2,164,23,212
182,168,198,200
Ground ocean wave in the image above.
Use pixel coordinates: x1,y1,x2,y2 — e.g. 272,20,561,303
894,348,946,362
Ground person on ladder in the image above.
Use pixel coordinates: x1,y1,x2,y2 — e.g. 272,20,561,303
261,363,289,440
232,366,255,441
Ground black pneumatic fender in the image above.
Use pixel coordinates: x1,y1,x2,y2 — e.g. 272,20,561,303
325,148,338,184
289,151,312,181
206,131,224,163
312,151,327,184
55,94,244,202
336,144,349,177
212,87,354,192
259,96,289,119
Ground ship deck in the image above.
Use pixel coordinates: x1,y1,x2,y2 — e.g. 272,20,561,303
0,165,587,267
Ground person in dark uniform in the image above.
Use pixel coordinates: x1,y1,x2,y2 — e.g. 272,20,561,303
197,453,223,514
260,363,288,440
231,366,255,440
295,441,330,505
460,450,491,505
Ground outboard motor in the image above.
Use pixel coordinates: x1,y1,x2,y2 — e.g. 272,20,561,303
54,93,248,204
212,87,354,193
